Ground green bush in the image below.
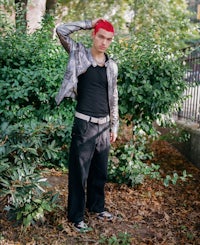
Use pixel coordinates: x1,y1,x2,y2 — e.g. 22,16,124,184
0,17,75,167
108,34,188,186
108,140,192,187
115,35,187,125
0,120,63,227
0,120,70,168
108,142,160,186
0,17,72,227
0,158,59,227
0,18,72,124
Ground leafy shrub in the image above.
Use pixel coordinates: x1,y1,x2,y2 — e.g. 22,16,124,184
0,19,70,124
108,140,192,187
0,120,71,168
0,16,75,167
163,170,192,187
107,33,188,186
108,142,160,186
159,123,191,143
0,158,59,227
115,35,187,125
0,16,72,227
0,120,63,227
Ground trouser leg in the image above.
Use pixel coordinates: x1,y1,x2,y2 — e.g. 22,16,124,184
67,118,96,223
86,123,110,213
67,118,110,223
67,150,86,223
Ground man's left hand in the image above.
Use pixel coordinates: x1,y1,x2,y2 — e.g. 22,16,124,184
110,132,117,143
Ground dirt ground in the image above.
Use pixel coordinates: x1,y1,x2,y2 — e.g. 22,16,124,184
0,139,200,245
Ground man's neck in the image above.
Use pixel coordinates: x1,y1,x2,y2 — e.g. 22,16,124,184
91,48,106,66
91,47,105,59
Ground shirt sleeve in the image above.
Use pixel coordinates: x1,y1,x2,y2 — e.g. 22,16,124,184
56,20,93,53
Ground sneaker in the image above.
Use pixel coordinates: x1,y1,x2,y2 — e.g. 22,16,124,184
96,211,113,221
73,221,92,232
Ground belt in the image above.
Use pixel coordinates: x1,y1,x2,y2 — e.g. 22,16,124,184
75,111,110,125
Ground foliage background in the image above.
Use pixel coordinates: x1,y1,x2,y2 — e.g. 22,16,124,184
0,0,199,226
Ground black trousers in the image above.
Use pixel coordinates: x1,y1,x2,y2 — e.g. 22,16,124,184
67,117,110,223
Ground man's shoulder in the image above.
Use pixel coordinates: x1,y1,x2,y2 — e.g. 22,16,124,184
107,57,118,75
107,55,118,65
109,57,118,68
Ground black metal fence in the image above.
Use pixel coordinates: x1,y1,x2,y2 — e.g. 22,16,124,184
175,47,200,125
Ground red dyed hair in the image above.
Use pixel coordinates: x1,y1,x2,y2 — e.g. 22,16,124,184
94,20,114,35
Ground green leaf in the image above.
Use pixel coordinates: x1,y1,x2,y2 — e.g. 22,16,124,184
23,214,33,227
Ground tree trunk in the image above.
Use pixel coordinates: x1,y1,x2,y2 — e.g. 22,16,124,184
45,0,57,15
15,0,28,31
27,0,46,33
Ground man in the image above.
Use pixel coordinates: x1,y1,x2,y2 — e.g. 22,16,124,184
55,18,119,232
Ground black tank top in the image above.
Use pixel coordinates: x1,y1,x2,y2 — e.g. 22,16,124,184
76,65,109,117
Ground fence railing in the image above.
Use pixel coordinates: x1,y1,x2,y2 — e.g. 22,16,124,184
175,48,200,125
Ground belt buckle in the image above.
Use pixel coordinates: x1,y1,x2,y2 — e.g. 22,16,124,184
90,117,98,124
98,118,103,124
90,116,108,124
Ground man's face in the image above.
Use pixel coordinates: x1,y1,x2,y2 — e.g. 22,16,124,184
92,28,114,53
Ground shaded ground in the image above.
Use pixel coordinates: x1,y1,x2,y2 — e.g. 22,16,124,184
0,140,200,245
